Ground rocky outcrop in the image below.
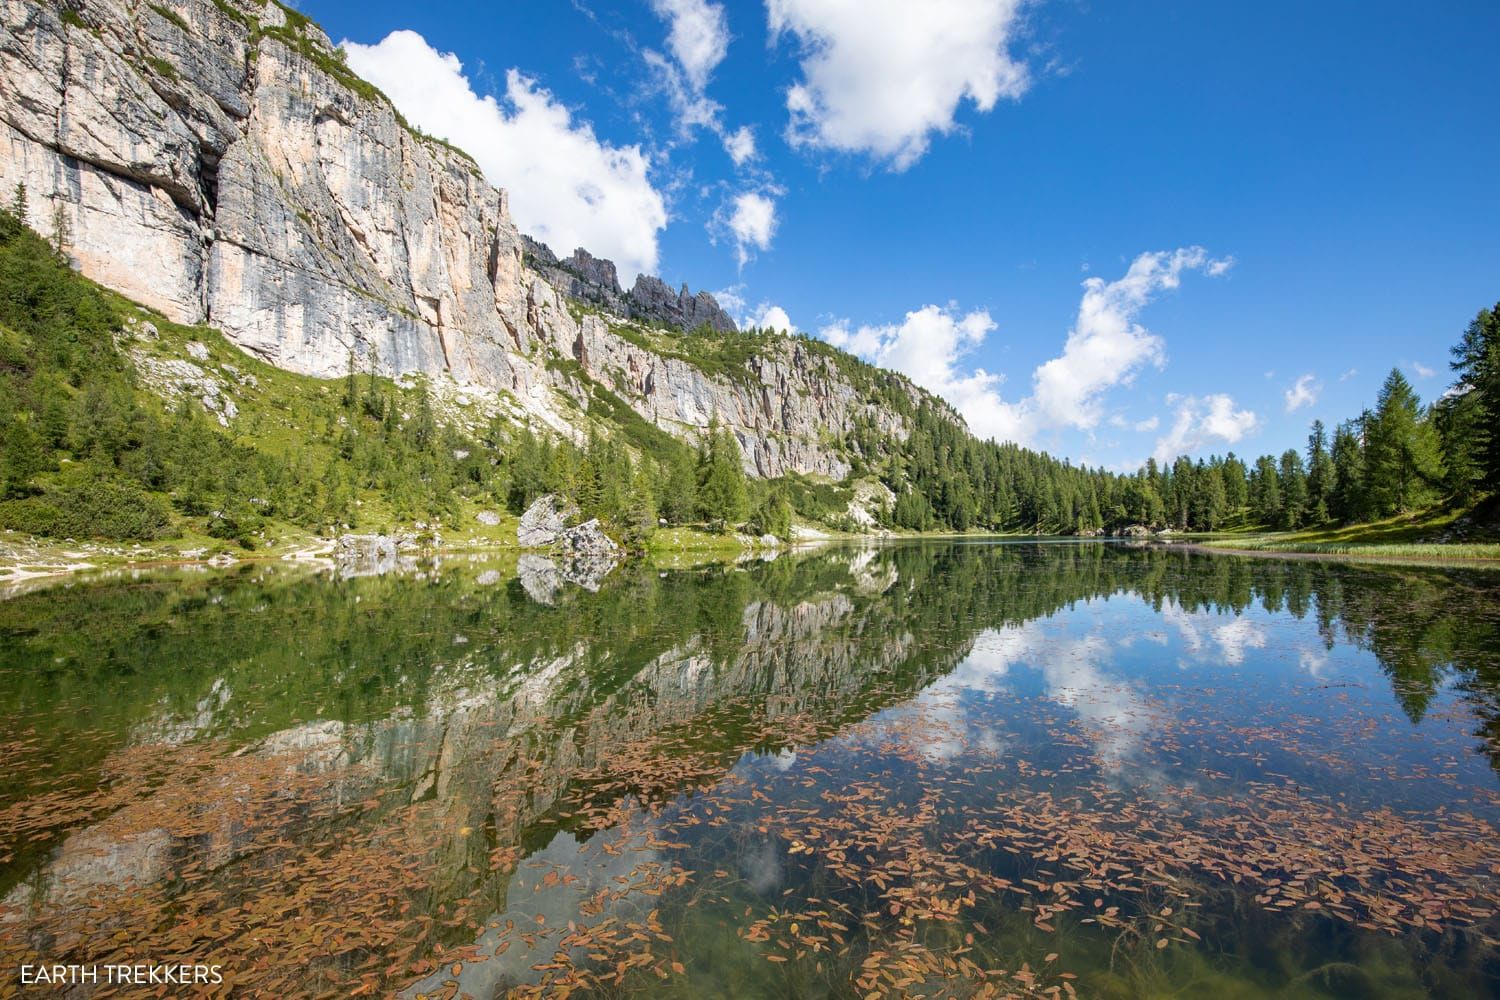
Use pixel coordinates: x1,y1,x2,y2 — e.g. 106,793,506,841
0,0,957,483
517,494,579,547
555,318,916,478
627,275,736,333
522,236,736,334
560,519,617,558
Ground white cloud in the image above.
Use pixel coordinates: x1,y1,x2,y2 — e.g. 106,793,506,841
646,0,762,174
1409,360,1436,379
768,0,1030,170
821,305,1027,441
1283,373,1321,413
1133,416,1160,432
1033,248,1229,432
713,285,747,315
817,248,1231,448
343,31,667,281
1339,367,1358,382
1152,393,1259,464
746,302,796,332
650,0,729,91
723,191,778,265
723,124,758,165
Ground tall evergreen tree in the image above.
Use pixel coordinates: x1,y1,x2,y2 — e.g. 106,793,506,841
1305,420,1334,523
1448,301,1499,490
1250,455,1281,525
696,426,748,528
1278,449,1309,529
1363,368,1444,516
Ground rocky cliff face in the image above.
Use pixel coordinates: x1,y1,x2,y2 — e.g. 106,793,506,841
0,0,951,478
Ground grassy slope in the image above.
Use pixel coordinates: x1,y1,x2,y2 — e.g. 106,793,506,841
2,287,531,578
1195,501,1500,561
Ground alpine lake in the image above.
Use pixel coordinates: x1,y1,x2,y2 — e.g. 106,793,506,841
2,540,1499,999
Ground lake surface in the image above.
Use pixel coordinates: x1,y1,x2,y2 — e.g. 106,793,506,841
2,541,1499,998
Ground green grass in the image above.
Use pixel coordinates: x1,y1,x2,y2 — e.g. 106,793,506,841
1199,538,1500,560
644,526,747,554
1196,502,1500,561
142,56,180,82
149,4,191,32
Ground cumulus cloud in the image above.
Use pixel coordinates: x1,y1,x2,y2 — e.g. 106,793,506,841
1152,393,1259,464
1283,373,1321,413
722,191,778,265
747,302,796,332
817,248,1231,448
768,0,1030,169
1133,416,1160,432
822,305,1028,441
1033,247,1230,432
343,31,667,281
1408,360,1436,379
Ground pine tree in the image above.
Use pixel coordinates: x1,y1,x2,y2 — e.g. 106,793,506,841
696,426,748,528
1278,449,1308,529
1200,466,1227,530
1330,420,1365,523
1448,301,1499,490
659,448,698,524
749,485,794,539
1305,420,1334,522
1250,455,1281,525
1220,453,1249,516
1363,368,1444,516
1434,388,1486,503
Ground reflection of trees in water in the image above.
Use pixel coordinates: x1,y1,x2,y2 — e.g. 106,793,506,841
2,545,1497,774
3,543,1499,993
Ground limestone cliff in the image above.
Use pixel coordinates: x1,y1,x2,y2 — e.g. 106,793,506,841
0,0,955,478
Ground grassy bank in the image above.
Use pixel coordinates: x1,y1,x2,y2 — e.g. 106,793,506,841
1192,501,1500,562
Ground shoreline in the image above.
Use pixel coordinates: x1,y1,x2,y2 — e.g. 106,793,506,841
8,530,1499,595
1173,541,1500,568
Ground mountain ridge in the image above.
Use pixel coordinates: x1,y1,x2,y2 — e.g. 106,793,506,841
0,0,953,483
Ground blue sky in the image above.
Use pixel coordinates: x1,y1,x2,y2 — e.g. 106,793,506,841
305,0,1500,469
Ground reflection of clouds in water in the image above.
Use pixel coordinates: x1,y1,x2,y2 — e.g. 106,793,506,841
1162,601,1204,657
1162,601,1267,666
741,838,784,895
1300,648,1330,678
912,627,1036,760
402,824,660,999
1117,629,1167,649
1214,618,1268,665
1035,634,1155,771
916,624,1152,771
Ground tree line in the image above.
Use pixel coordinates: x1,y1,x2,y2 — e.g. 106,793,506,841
847,303,1497,535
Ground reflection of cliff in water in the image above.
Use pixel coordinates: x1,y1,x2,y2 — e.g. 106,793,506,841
3,543,1500,971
